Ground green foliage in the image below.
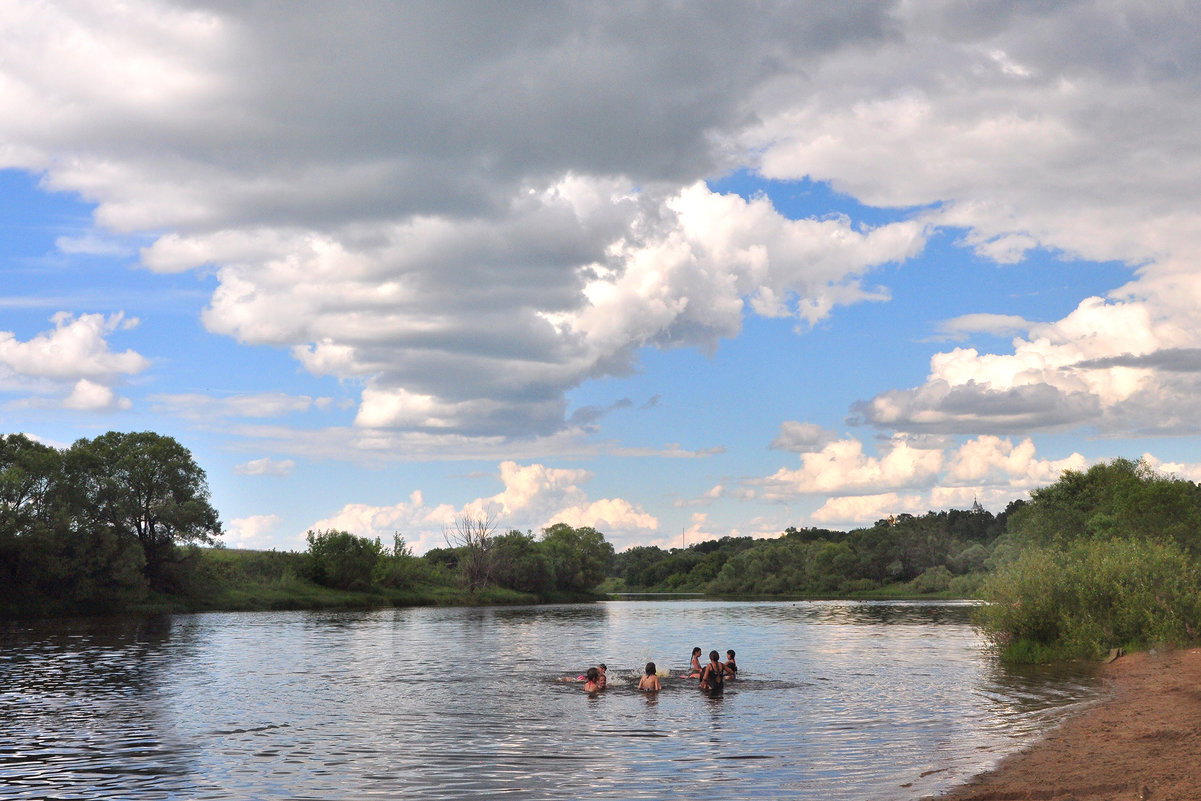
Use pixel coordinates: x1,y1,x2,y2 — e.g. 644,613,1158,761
63,432,222,589
908,565,954,594
978,537,1201,660
975,459,1201,661
373,534,430,589
0,434,58,537
540,523,614,592
491,530,553,593
1006,458,1201,555
443,513,497,592
304,529,383,591
621,509,1005,597
1,431,221,615
1,427,620,616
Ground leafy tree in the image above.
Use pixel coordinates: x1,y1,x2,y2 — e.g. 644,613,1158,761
422,546,460,571
980,538,1201,659
64,432,222,589
1,433,150,614
541,523,614,592
0,434,59,537
491,530,552,593
373,534,428,588
1006,458,1201,554
612,545,667,587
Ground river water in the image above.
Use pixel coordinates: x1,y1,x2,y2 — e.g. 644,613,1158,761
0,600,1099,801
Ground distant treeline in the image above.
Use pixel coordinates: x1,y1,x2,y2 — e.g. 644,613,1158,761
610,504,1017,598
302,519,615,601
610,458,1201,661
5,430,1201,663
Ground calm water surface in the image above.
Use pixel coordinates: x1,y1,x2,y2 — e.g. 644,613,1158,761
0,601,1100,800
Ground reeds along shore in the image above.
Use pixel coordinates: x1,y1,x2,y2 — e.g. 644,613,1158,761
939,648,1201,801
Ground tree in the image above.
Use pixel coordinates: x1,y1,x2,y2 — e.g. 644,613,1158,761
540,523,614,592
66,432,222,589
0,433,60,538
1006,458,1201,555
2,433,150,615
444,512,497,592
491,530,552,593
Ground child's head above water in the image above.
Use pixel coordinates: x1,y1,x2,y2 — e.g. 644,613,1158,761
726,649,735,660
645,661,656,676
598,663,606,672
691,647,702,657
585,667,599,682
709,650,720,662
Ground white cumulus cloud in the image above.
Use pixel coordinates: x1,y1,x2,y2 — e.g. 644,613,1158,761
309,461,657,554
0,313,148,410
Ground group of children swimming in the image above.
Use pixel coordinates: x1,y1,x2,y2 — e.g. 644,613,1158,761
576,647,737,693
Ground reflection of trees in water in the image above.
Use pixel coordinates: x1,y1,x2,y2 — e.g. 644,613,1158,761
711,600,978,627
0,615,203,796
2,614,177,694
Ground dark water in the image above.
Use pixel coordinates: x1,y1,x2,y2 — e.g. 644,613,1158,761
0,601,1100,800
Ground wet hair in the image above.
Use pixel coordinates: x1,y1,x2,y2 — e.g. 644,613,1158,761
645,661,656,676
598,663,606,671
691,647,702,656
585,667,599,682
709,650,720,662
726,650,735,658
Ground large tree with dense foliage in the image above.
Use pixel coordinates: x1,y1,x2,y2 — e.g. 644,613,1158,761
64,432,222,590
2,432,222,613
0,434,59,538
491,530,553,594
540,523,614,592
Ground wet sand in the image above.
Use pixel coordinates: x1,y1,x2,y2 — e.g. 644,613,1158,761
938,648,1201,801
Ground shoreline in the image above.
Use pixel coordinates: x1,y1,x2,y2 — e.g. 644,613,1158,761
936,647,1201,801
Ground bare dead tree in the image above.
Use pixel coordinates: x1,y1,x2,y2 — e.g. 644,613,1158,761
444,511,497,592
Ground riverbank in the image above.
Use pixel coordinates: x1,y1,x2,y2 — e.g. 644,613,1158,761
938,647,1201,801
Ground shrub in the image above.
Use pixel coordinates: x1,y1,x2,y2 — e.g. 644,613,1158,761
304,529,382,591
909,565,954,594
373,535,429,589
978,537,1201,661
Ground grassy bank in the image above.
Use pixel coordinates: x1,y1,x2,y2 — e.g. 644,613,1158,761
129,547,591,615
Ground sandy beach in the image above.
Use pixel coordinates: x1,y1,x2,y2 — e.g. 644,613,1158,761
938,648,1201,801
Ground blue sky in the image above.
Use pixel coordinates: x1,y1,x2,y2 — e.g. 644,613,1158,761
4,2,1201,553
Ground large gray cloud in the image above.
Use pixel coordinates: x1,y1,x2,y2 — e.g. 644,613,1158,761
2,0,925,439
8,1,1201,445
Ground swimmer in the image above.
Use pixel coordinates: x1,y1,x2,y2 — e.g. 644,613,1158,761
699,650,724,692
583,667,600,693
638,662,661,692
689,646,703,678
724,649,737,678
597,663,607,690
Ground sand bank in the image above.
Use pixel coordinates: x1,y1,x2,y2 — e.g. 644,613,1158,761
938,648,1201,801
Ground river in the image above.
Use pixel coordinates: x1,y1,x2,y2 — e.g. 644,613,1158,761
0,600,1100,800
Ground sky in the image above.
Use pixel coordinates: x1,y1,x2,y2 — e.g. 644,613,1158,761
4,1,1201,555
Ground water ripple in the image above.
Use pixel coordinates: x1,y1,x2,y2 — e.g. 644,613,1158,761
0,602,1099,801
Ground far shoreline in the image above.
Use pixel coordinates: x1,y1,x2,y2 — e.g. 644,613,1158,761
935,647,1201,801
